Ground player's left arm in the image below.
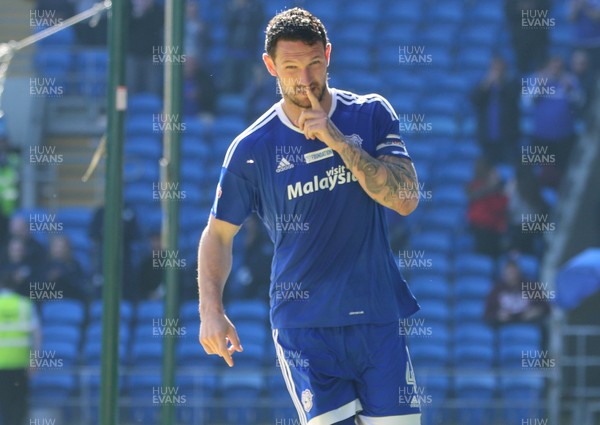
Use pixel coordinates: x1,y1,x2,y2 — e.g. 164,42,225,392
299,89,419,215
335,137,419,215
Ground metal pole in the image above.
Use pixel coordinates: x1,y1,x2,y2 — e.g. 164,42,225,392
161,0,184,423
99,0,128,424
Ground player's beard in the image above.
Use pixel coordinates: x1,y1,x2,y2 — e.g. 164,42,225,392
279,80,326,109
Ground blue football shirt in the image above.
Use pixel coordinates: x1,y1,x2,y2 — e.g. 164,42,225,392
211,88,420,328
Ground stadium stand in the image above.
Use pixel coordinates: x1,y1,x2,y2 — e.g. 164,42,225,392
5,0,593,422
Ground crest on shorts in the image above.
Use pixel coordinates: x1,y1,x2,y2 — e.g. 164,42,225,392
344,134,363,148
301,389,313,412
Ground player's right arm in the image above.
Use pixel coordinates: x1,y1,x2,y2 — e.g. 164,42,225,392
198,215,243,367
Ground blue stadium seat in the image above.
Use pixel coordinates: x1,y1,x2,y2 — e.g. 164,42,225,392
42,324,81,346
220,372,265,425
124,137,162,160
126,373,162,425
455,232,475,253
136,300,165,323
453,299,486,323
336,23,376,47
82,340,126,365
233,322,269,348
376,24,419,47
433,162,474,186
468,1,505,24
382,70,426,94
30,372,77,408
89,299,133,323
498,324,542,348
408,275,450,302
452,139,481,161
77,49,108,96
410,231,453,254
430,184,468,208
181,135,210,161
216,94,248,117
426,115,460,138
266,373,296,423
454,323,495,347
454,276,493,301
424,47,454,70
56,207,93,229
409,341,448,368
419,24,460,47
455,47,494,72
453,343,495,368
499,343,540,369
418,375,450,425
426,72,474,95
41,299,85,327
225,299,269,323
333,46,372,71
454,375,496,425
459,23,501,48
212,116,247,139
85,320,130,344
128,93,162,114
176,373,219,425
381,0,422,24
454,253,495,278
500,376,544,424
179,300,200,325
413,299,450,324
429,0,465,24
418,207,466,233
130,340,164,366
340,0,380,24
419,95,464,116
126,116,158,138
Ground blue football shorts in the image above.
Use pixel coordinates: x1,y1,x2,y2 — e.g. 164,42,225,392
272,322,422,424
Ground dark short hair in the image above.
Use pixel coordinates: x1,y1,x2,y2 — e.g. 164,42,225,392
264,7,329,59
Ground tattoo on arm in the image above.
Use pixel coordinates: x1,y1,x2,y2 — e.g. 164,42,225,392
329,120,419,212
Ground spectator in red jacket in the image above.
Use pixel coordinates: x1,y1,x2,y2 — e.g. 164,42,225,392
466,157,508,258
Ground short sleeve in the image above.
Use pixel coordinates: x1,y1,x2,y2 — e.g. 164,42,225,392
210,142,258,226
372,97,411,160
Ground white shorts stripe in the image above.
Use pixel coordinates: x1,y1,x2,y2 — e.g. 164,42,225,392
272,329,307,424
357,413,422,425
307,398,362,425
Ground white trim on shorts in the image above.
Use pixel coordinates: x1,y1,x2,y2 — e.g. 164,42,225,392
273,329,308,424
357,413,422,425
308,399,363,425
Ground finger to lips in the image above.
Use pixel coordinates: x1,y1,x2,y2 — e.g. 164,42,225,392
305,87,321,110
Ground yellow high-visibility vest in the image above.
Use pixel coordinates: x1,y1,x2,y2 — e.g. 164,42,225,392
0,292,33,369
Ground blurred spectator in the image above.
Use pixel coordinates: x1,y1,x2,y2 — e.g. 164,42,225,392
570,49,597,113
0,238,38,297
505,166,549,256
569,0,600,71
0,272,41,425
466,157,509,258
504,0,551,74
484,258,551,325
183,56,217,119
5,215,46,271
223,0,264,92
184,0,210,61
127,0,164,96
137,233,164,300
0,135,20,244
74,0,108,46
244,64,280,121
471,57,521,164
88,204,140,301
529,56,583,187
43,236,88,302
